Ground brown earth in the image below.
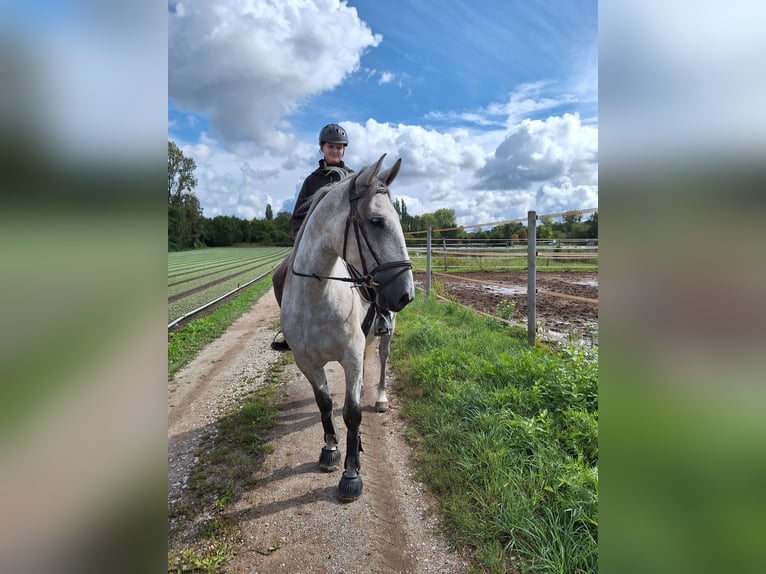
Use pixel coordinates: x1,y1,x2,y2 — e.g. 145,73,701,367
419,271,599,344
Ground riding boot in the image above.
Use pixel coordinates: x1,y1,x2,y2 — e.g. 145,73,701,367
374,310,393,336
271,331,290,351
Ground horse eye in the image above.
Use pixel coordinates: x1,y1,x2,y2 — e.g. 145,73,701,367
369,217,385,228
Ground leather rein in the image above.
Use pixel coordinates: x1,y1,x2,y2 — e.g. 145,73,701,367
291,181,412,306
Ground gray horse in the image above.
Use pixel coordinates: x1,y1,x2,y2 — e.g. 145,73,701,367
280,154,415,502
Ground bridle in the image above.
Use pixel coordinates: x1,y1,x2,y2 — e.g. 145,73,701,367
291,177,412,307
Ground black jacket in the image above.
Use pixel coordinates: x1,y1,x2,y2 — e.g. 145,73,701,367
290,160,353,237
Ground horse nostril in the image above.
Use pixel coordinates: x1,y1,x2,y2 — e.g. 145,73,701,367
399,291,413,307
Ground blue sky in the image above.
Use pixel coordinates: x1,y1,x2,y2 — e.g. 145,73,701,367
168,0,598,225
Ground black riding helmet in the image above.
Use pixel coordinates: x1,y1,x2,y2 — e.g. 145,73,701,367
319,123,348,146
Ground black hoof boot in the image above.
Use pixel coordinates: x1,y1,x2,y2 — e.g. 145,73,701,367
338,472,363,502
319,448,341,472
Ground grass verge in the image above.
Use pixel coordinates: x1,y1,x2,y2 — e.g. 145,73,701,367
391,295,598,574
167,353,291,573
168,278,274,381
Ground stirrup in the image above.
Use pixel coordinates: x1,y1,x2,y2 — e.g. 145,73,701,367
271,331,290,352
374,312,393,336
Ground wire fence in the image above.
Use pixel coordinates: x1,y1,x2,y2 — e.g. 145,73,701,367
409,209,598,345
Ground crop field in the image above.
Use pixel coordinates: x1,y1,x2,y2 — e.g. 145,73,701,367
168,246,290,324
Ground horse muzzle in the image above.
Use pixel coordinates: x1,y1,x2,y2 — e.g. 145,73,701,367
371,261,415,312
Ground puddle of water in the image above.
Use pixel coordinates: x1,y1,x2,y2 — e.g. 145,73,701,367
487,285,526,296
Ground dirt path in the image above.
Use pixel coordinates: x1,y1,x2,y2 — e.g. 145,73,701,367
168,289,467,574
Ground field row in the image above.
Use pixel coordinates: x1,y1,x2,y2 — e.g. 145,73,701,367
168,247,290,324
169,247,289,278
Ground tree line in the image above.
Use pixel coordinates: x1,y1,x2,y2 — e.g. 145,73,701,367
168,140,293,250
393,199,597,241
169,140,597,251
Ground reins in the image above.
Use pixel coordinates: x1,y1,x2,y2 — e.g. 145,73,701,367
291,175,412,306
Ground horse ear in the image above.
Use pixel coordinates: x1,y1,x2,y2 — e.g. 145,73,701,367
377,158,401,186
364,154,387,185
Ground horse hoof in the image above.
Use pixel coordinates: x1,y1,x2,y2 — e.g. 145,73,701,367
319,448,341,472
338,472,363,502
375,400,389,413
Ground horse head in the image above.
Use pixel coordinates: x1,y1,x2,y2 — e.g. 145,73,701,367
347,154,414,313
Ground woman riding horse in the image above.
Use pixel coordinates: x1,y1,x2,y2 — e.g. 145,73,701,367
272,124,393,351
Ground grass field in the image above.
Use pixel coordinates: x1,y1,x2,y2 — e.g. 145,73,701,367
391,295,598,573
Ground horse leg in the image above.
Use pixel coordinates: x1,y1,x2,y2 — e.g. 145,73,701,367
338,368,364,502
375,332,392,412
302,364,342,472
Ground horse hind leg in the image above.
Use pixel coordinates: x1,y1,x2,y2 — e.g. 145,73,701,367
303,364,342,472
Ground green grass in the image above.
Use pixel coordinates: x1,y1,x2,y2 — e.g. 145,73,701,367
168,277,274,380
391,295,598,573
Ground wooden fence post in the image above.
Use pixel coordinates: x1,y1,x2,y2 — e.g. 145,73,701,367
527,211,537,346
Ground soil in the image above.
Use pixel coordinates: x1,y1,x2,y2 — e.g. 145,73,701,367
419,271,599,344
167,272,597,573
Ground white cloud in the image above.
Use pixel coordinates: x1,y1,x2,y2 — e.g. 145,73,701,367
169,0,381,152
378,71,395,85
426,82,581,129
177,113,597,228
457,113,598,222
476,113,597,189
343,119,486,181
178,134,316,221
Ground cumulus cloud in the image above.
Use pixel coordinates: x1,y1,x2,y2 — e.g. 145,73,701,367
378,71,395,85
535,177,598,214
178,134,314,221
475,113,597,191
175,112,597,229
169,0,381,152
343,119,486,181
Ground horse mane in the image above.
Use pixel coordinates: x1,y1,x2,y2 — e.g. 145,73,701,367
291,167,357,251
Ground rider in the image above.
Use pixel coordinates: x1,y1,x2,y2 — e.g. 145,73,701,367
290,123,354,238
271,123,393,351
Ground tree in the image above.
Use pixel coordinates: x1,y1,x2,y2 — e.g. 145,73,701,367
169,193,205,250
585,212,598,237
537,216,554,240
168,140,203,250
168,140,198,201
265,204,273,221
204,215,239,246
394,198,413,232
273,211,292,244
432,208,458,235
